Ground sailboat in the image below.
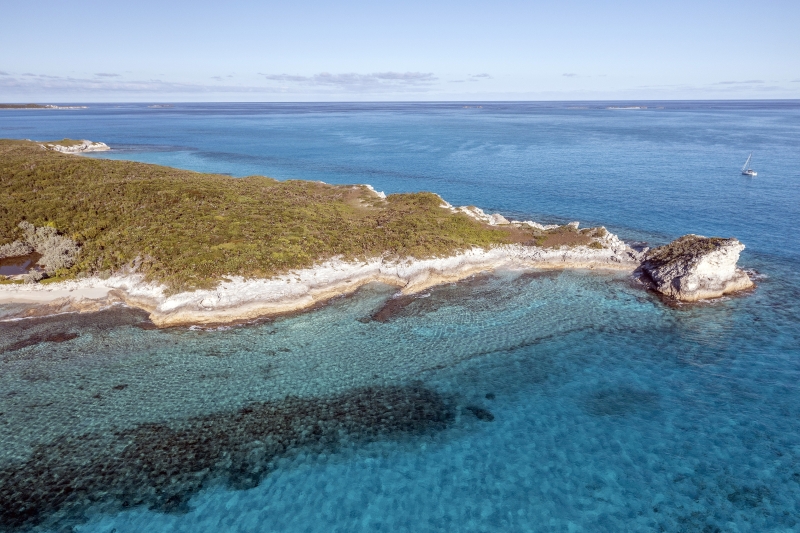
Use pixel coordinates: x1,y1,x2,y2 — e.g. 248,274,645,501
741,153,757,176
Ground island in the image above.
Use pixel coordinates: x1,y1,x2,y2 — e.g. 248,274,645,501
38,138,110,153
0,104,89,110
0,139,753,326
0,104,51,109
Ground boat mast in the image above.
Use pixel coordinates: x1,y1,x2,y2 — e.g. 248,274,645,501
742,153,752,172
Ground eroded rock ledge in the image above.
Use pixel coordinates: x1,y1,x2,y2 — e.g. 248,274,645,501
39,139,110,153
0,236,642,327
637,235,754,302
0,229,758,326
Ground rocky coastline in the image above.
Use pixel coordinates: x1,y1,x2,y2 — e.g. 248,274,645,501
0,230,641,327
0,139,755,326
0,226,757,327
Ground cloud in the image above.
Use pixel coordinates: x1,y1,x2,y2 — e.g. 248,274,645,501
0,74,265,94
447,73,491,84
638,81,787,94
0,72,439,95
94,73,120,78
373,72,436,82
19,73,63,79
259,71,438,91
0,71,9,76
792,79,800,83
715,79,764,85
260,73,310,82
463,74,492,82
562,73,578,77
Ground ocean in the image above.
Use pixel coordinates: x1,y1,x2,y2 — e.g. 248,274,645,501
1,101,799,532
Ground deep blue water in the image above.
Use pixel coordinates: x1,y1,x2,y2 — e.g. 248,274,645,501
1,102,799,532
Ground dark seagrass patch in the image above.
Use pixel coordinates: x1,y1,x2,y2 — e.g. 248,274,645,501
0,384,455,532
1,332,79,353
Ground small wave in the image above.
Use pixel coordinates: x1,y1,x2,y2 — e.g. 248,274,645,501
189,324,234,331
744,269,767,281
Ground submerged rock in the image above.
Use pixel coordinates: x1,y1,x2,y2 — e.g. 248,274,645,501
465,405,495,421
637,235,753,301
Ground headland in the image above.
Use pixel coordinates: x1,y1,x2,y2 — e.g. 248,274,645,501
0,139,753,326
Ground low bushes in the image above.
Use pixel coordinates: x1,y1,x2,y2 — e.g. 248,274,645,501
0,140,524,290
0,221,81,282
17,221,81,275
0,240,33,259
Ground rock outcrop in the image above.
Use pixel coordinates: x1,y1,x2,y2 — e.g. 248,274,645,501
637,235,753,301
450,205,511,225
41,140,110,153
1,233,643,327
438,201,565,230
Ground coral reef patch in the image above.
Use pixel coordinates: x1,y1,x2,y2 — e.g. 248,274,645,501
1,332,78,353
0,384,454,531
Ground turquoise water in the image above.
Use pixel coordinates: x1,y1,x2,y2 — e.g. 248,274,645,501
1,102,800,532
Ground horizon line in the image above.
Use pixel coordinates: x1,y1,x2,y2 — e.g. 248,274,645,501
2,98,800,104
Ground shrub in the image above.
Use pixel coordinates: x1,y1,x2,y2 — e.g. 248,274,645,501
14,221,81,275
644,235,730,268
22,270,45,284
0,240,33,259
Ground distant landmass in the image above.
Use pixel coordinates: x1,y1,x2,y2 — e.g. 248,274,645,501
0,104,50,109
0,104,88,109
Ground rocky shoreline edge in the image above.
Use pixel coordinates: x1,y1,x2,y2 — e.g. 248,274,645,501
0,228,754,327
0,238,638,327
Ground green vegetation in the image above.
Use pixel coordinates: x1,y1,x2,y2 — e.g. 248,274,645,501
644,235,730,267
41,139,85,147
1,140,540,291
530,225,605,249
39,276,71,285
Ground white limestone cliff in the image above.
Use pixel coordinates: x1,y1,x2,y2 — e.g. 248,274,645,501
41,140,110,153
637,235,753,301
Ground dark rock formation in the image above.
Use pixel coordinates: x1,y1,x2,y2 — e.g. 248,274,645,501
0,384,454,531
465,405,495,422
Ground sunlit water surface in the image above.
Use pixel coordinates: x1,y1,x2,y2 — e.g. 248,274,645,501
1,102,799,532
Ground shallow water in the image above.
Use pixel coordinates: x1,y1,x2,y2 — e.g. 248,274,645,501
0,254,41,276
1,102,799,532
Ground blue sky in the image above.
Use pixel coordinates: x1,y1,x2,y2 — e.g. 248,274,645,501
1,0,798,101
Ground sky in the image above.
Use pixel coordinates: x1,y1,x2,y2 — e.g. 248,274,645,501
1,0,798,102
